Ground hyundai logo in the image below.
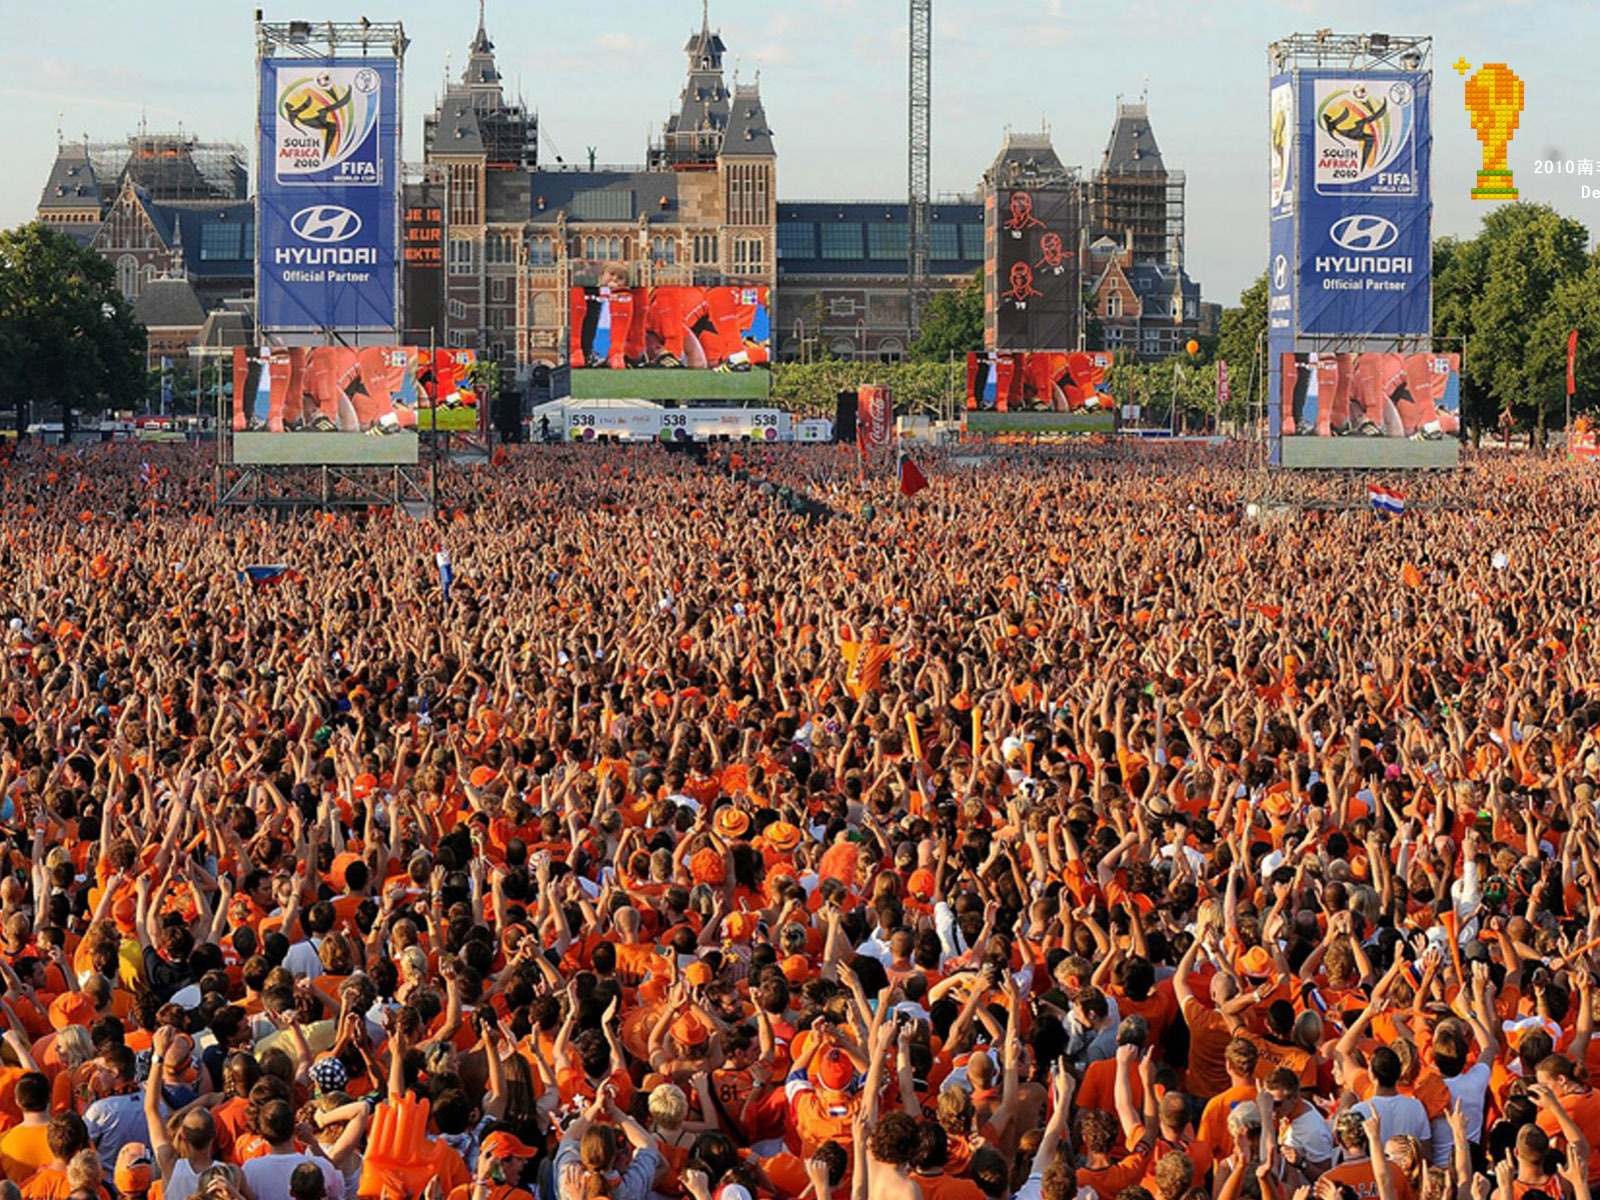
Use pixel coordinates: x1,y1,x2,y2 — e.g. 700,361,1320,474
1272,254,1288,291
290,205,363,244
1330,215,1399,254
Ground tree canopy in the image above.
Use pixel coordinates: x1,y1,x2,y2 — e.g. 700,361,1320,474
0,222,146,422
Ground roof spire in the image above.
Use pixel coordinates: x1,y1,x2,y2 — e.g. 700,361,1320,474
702,0,709,33
479,0,486,36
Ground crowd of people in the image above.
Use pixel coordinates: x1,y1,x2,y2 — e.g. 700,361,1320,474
0,437,1598,1200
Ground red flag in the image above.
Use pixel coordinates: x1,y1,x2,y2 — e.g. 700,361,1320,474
898,454,929,497
1570,329,1580,397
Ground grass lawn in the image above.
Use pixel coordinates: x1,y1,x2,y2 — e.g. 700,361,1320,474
570,369,771,403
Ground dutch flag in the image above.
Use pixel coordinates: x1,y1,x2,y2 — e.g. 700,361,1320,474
1368,484,1405,517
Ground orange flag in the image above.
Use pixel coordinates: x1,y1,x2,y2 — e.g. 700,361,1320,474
1401,562,1423,589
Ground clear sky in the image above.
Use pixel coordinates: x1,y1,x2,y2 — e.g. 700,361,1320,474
3,0,1594,304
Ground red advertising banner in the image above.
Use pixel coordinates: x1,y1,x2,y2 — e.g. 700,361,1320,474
1570,329,1580,397
857,385,894,449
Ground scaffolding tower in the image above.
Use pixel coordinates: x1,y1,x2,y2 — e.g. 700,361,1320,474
80,133,248,202
907,0,932,341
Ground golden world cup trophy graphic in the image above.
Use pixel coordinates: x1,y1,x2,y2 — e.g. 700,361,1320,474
1462,61,1525,199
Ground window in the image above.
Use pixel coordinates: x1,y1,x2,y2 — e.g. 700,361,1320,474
491,279,507,303
490,341,505,361
571,189,635,221
117,255,137,298
878,340,904,364
485,230,518,266
448,237,476,276
651,236,678,264
930,224,959,260
819,222,862,260
448,164,480,225
829,338,856,358
1107,293,1122,318
867,223,907,261
447,329,471,348
447,299,468,320
692,233,718,264
527,237,554,265
961,225,986,259
732,237,764,273
199,222,240,262
582,235,622,262
776,222,814,260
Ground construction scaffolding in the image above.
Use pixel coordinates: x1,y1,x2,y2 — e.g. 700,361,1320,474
80,133,248,203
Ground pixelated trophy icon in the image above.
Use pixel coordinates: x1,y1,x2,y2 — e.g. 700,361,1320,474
1459,60,1525,199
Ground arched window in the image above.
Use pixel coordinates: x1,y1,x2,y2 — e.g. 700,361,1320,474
117,255,138,298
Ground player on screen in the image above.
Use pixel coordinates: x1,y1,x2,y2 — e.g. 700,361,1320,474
298,346,412,435
572,265,638,369
1349,352,1459,440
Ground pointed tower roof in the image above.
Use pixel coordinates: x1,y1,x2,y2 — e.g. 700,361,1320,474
1099,101,1166,174
464,0,502,98
721,84,774,157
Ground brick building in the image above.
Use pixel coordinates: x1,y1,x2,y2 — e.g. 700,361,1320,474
35,132,255,363
411,7,776,371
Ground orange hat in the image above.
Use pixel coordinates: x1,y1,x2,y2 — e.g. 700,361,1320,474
815,1047,856,1092
351,772,378,800
780,954,811,984
724,912,761,942
115,1144,152,1196
672,1014,710,1047
684,961,715,987
50,991,96,1032
714,808,751,839
764,821,801,852
690,848,726,886
113,892,138,935
1240,946,1274,978
907,869,936,901
480,1131,540,1160
469,765,497,789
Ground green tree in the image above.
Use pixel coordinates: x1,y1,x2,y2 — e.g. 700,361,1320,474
1214,273,1267,425
0,222,145,435
1432,234,1494,439
1466,203,1590,443
1527,251,1600,432
908,270,983,362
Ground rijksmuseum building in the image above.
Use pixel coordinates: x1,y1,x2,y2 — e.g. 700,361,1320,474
36,6,1208,373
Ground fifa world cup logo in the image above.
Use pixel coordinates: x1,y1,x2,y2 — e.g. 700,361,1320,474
1464,63,1524,199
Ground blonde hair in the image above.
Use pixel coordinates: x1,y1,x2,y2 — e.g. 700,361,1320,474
56,1025,94,1068
1225,1100,1261,1139
398,946,428,982
648,1083,688,1129
66,1149,102,1190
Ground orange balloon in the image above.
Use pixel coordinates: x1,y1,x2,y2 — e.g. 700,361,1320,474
1185,339,1200,355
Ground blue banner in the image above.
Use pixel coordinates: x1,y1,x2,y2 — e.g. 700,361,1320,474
257,58,399,333
1293,71,1431,337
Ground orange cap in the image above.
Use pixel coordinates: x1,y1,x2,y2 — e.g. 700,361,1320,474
480,1131,540,1160
351,772,378,800
114,1144,152,1196
684,961,715,987
780,954,811,984
815,1047,855,1092
469,765,497,789
907,868,936,900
